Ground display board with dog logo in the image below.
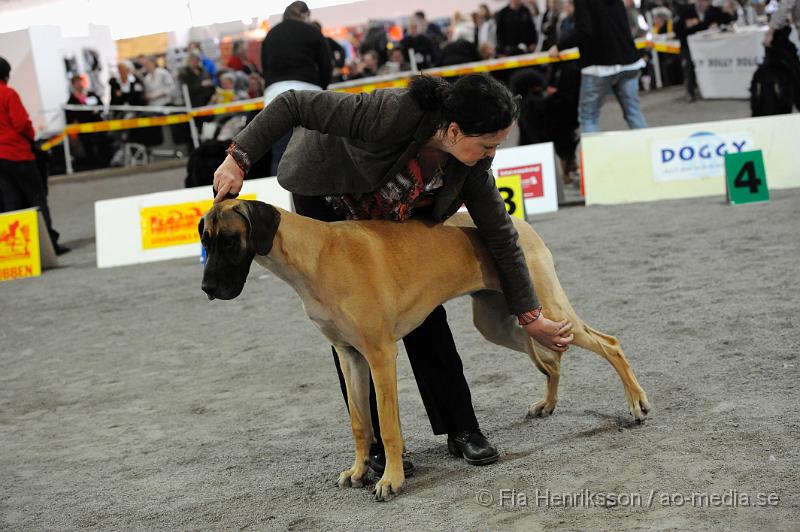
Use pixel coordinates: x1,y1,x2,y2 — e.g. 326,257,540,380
0,208,58,282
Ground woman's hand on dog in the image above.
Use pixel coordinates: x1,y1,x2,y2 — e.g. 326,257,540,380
213,154,245,203
524,317,573,352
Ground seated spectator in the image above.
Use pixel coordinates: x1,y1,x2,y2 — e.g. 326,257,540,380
246,72,265,99
109,60,146,108
188,42,219,84
401,15,440,69
227,41,256,74
495,0,539,56
350,51,380,79
438,39,481,67
651,7,673,35
378,47,410,75
179,51,215,107
210,72,248,104
140,55,176,106
66,74,112,170
478,42,496,60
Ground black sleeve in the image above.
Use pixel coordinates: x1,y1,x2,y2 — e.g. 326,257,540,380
572,0,594,48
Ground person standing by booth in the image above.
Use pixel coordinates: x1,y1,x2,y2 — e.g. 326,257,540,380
0,57,68,254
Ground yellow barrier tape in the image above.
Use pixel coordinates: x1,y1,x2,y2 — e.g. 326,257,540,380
41,38,680,149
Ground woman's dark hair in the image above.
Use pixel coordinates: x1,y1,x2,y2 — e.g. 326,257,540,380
409,74,520,136
0,57,10,83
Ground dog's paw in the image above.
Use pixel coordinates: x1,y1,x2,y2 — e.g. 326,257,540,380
336,465,367,489
373,475,403,502
527,399,557,418
627,390,652,423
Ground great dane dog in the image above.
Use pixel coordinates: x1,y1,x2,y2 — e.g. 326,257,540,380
199,199,651,501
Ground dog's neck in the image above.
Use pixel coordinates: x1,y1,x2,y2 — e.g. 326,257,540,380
253,209,329,297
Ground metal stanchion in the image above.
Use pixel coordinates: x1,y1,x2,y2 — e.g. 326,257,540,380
181,84,201,150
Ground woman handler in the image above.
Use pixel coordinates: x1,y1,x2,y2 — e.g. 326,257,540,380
213,74,573,474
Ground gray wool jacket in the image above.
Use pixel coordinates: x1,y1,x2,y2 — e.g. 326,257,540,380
232,88,538,314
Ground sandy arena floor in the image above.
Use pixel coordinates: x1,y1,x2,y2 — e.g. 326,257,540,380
1,89,799,530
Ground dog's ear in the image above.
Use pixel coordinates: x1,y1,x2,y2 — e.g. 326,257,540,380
233,200,281,256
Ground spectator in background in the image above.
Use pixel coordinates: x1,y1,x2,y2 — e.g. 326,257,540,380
312,21,347,82
140,55,176,106
360,23,390,65
550,0,647,133
624,0,645,37
401,15,440,69
475,4,497,52
351,50,380,79
179,51,215,107
414,10,446,47
439,37,482,67
188,42,219,85
764,0,800,47
675,0,734,101
210,72,248,104
449,11,476,43
379,47,410,75
0,57,68,254
246,72,265,99
541,0,563,51
109,60,146,107
260,0,332,175
66,74,112,170
496,0,539,56
651,7,673,34
227,41,256,74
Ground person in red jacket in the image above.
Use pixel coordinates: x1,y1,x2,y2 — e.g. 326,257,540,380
0,56,68,254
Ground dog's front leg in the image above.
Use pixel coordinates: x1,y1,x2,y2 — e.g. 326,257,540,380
334,345,373,489
366,346,404,502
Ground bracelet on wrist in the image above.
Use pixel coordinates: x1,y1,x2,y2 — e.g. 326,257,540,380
226,142,251,176
518,306,543,326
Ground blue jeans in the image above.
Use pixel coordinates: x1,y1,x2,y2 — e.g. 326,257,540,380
579,70,647,133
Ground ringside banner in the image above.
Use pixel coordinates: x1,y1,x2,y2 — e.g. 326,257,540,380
582,114,800,205
95,178,292,268
0,208,57,282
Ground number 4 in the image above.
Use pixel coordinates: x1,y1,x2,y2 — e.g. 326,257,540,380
734,161,761,194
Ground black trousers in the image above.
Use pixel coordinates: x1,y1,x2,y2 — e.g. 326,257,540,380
0,159,60,246
292,194,480,453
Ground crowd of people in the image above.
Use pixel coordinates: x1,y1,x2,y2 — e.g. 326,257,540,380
47,0,800,174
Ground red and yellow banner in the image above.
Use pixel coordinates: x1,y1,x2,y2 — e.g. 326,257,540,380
139,195,255,250
0,209,41,282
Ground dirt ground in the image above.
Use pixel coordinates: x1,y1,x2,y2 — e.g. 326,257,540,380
2,89,799,530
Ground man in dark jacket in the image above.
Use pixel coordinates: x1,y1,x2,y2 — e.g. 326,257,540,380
675,0,734,100
552,0,646,132
260,1,333,175
401,15,440,70
495,0,539,56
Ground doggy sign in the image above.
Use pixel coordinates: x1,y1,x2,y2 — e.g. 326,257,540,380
651,132,754,183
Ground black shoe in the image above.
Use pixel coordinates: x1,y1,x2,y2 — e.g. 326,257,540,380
367,452,415,477
54,244,71,256
447,430,499,466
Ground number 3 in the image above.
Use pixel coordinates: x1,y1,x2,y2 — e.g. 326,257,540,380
499,187,516,215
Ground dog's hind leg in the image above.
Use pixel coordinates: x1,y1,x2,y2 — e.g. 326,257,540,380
471,290,562,418
333,345,374,489
571,324,651,422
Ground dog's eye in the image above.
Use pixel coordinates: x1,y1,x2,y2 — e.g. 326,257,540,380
224,238,236,249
